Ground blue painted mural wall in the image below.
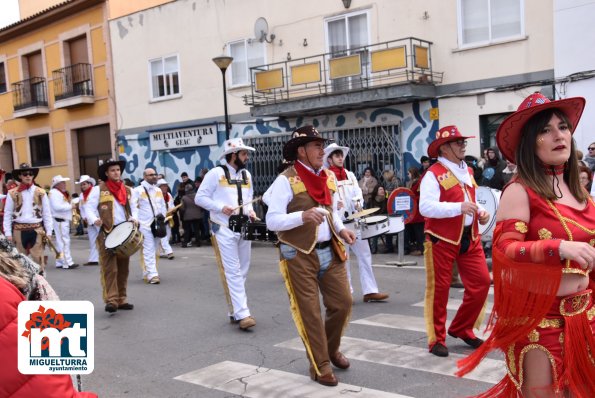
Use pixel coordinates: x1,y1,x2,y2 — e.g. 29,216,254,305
118,99,438,192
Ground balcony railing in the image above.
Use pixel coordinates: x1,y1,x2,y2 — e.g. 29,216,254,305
243,37,443,106
12,77,48,111
53,63,94,101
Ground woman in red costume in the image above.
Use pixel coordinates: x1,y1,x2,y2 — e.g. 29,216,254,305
457,92,595,397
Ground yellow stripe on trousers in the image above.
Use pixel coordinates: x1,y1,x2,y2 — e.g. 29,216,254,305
211,234,234,316
278,258,321,377
423,240,437,345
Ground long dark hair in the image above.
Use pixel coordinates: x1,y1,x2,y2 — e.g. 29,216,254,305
516,109,586,202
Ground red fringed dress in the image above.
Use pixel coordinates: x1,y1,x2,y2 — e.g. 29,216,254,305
457,184,595,397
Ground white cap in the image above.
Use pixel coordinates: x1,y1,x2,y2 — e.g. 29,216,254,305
51,175,70,189
75,174,96,186
156,179,168,187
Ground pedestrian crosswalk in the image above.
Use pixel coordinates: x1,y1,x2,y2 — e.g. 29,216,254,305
276,336,503,384
175,286,504,397
175,361,414,398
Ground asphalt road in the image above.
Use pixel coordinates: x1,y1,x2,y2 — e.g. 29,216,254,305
45,236,501,398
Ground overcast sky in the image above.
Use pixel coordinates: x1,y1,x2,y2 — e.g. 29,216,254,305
0,0,21,29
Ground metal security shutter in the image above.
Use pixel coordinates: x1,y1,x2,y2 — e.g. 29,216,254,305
245,123,401,196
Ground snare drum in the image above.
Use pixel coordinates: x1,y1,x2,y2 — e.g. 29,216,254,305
104,221,144,257
343,219,357,235
386,215,405,235
360,215,390,240
241,222,277,242
476,186,501,242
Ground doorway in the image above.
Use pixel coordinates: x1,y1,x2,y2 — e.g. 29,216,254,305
77,124,111,180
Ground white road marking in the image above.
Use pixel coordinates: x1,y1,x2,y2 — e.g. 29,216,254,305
276,337,504,384
351,313,491,339
175,360,413,397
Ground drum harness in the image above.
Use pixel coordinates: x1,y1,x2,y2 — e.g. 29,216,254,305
219,165,249,232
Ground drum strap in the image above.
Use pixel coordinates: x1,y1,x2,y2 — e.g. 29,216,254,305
218,165,248,217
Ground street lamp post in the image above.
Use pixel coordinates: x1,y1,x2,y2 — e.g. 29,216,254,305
212,55,233,140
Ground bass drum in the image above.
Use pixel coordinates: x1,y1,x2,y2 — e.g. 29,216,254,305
476,187,501,243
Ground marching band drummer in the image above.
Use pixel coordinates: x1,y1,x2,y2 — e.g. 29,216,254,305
76,175,99,265
3,163,53,274
195,138,258,330
323,143,389,303
83,159,138,314
49,175,79,269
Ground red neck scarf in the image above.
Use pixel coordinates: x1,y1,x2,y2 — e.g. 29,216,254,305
60,190,70,201
294,161,332,206
82,186,93,201
328,165,348,181
105,180,127,206
164,192,171,203
17,182,33,192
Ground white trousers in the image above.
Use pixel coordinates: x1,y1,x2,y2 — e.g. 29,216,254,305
87,224,99,262
213,226,252,320
160,225,173,255
54,219,74,268
346,237,380,295
139,226,160,280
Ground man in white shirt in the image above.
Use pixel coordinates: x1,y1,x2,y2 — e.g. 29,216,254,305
195,138,257,330
83,159,138,313
131,168,166,284
49,175,79,269
419,125,491,357
3,163,53,273
265,126,356,387
323,143,389,303
76,175,99,265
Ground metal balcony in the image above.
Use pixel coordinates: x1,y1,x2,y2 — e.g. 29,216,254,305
12,77,49,117
53,63,95,108
243,37,443,117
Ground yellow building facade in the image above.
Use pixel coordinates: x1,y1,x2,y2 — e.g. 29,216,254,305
18,0,175,20
0,0,115,189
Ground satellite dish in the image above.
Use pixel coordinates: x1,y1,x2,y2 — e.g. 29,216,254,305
254,17,275,43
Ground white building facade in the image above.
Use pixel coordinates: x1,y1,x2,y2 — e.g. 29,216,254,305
110,0,566,193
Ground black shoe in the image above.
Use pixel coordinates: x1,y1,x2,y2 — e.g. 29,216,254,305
84,261,99,266
462,337,484,348
118,303,134,310
448,331,484,349
105,303,117,313
64,264,80,269
430,343,449,357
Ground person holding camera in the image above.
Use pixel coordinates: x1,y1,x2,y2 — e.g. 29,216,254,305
132,168,166,285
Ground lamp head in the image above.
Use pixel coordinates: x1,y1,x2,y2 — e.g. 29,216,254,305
212,55,233,71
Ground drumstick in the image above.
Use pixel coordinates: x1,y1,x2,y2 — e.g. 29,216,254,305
231,196,262,212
